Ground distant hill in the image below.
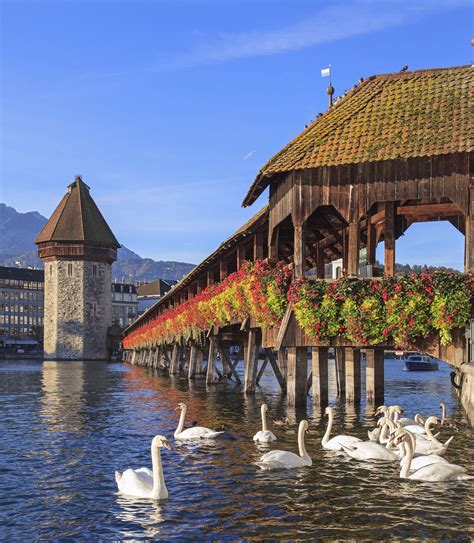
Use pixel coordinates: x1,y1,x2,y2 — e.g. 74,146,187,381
0,203,195,282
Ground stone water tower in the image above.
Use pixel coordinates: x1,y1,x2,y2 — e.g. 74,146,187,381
35,176,120,360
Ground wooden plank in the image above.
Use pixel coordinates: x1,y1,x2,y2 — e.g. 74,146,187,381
397,203,461,216
384,201,395,276
335,347,345,396
207,269,215,287
465,188,474,272
312,347,329,406
253,230,264,260
345,348,361,403
169,344,180,375
244,329,260,393
275,304,293,351
237,244,247,270
366,349,384,404
367,220,376,267
287,347,308,406
206,338,218,384
293,222,306,278
278,349,287,381
188,345,198,379
268,226,279,261
220,259,228,282
219,342,230,377
347,222,360,277
221,347,241,384
264,348,286,390
256,356,268,384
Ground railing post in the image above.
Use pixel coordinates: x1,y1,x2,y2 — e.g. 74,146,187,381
206,338,218,384
312,347,328,406
345,348,361,403
366,349,384,404
244,329,260,393
287,347,308,406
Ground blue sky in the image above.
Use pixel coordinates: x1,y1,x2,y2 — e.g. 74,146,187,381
1,0,471,268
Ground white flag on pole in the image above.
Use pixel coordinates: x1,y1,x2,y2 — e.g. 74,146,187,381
321,67,331,78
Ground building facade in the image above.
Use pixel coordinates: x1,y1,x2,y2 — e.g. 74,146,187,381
35,176,120,360
112,282,138,327
0,267,44,347
136,279,176,315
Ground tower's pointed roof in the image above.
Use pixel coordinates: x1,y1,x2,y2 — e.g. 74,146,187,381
35,176,120,247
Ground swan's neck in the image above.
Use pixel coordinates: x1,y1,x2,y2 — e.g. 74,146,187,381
322,410,333,445
151,444,167,497
298,425,309,460
261,408,268,432
379,422,389,444
440,403,446,425
400,437,413,478
392,409,399,423
175,407,186,437
424,418,436,442
415,413,425,425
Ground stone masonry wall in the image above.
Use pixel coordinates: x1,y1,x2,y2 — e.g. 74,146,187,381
44,259,111,360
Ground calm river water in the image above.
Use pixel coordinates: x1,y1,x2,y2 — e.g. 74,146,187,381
0,357,473,541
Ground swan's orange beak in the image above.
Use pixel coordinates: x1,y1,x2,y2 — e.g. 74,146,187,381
163,441,172,450
174,406,180,411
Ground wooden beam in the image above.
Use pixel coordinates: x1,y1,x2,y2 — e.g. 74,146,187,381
237,244,247,270
206,338,218,384
188,345,198,379
311,347,329,406
367,221,376,267
264,348,286,390
269,226,279,261
221,347,241,384
278,349,287,382
220,259,228,282
465,189,474,272
347,222,360,277
397,203,461,217
169,344,180,375
316,243,325,279
244,329,260,393
287,347,308,406
275,304,293,351
370,209,385,224
345,348,361,403
384,202,396,277
256,356,268,384
207,269,215,287
253,230,264,261
366,349,384,404
293,222,306,278
335,347,345,397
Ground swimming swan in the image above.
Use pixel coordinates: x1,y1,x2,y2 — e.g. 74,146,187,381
255,420,311,470
174,403,224,440
397,432,471,482
253,404,276,443
343,419,399,462
398,431,449,471
322,406,362,451
115,435,171,499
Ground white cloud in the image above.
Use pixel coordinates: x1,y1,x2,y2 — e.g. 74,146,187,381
173,0,469,67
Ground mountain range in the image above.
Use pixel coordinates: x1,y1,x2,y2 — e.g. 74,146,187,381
0,203,195,282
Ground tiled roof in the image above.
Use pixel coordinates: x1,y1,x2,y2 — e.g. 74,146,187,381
243,65,473,206
35,176,120,247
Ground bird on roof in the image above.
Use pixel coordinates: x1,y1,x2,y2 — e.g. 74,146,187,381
400,65,409,72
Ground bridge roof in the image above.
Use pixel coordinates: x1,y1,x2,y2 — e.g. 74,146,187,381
35,176,120,247
243,65,473,207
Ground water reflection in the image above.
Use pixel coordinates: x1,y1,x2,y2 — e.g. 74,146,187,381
116,495,165,539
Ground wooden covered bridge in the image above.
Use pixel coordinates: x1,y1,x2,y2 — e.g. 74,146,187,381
122,65,473,411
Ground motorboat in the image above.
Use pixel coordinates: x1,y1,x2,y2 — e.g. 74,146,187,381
404,353,439,371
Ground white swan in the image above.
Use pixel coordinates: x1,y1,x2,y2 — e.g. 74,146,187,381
322,406,362,451
395,417,453,456
253,404,276,443
399,431,449,471
397,432,471,482
343,419,399,462
115,435,171,499
255,420,311,470
174,403,224,440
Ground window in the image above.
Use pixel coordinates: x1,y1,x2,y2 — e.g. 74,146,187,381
49,265,52,275
67,263,73,277
93,264,97,276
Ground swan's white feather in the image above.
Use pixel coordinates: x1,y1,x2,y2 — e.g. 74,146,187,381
256,450,311,470
175,426,224,440
403,424,426,434
116,468,154,496
402,454,449,471
253,430,277,442
323,435,362,451
408,463,472,481
342,442,397,462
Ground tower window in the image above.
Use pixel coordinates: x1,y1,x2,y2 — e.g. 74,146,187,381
67,263,73,277
92,264,97,276
49,264,52,275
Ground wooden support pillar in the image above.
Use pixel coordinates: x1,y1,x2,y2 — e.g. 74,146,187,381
237,245,247,270
220,259,228,282
465,190,474,272
244,329,260,394
253,231,264,261
269,227,279,261
207,269,215,287
277,349,287,382
131,351,136,365
188,345,198,379
293,222,306,279
287,347,308,406
366,349,384,404
335,347,346,396
311,347,328,406
347,222,360,277
367,220,376,267
342,229,349,273
170,345,180,374
221,346,241,383
316,243,325,279
219,343,230,377
384,202,396,276
264,348,286,391
345,348,361,403
206,338,218,384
